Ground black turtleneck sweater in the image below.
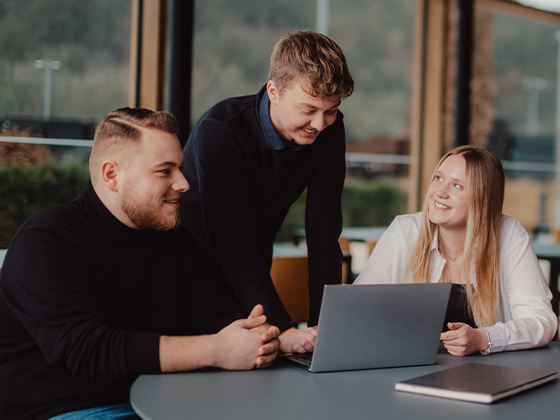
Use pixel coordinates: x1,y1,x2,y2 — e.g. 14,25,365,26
0,181,247,420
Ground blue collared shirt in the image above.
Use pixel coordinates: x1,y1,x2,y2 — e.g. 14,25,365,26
259,91,302,151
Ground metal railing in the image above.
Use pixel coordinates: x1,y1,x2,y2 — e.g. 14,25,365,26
1,137,556,175
0,136,92,148
345,152,555,175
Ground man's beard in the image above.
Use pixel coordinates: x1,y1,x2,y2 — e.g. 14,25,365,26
121,188,180,231
287,137,314,149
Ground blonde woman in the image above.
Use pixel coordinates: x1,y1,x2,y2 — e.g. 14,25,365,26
355,146,557,356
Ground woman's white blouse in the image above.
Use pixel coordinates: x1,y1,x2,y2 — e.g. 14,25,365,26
354,213,558,353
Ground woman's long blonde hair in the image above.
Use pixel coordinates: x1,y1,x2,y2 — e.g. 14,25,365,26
407,146,505,327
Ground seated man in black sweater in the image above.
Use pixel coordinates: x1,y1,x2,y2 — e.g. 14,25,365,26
0,107,280,420
181,30,354,353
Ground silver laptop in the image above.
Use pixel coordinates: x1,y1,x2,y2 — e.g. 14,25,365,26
282,283,452,373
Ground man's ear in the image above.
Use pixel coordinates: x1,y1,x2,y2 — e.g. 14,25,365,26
101,161,119,192
267,81,279,104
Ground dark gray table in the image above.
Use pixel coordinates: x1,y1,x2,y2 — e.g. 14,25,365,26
130,342,560,420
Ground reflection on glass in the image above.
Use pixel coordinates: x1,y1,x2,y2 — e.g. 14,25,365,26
0,1,131,123
192,0,415,250
477,6,560,233
0,0,131,248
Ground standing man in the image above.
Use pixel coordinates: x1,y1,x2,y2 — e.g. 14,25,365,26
181,30,354,353
0,107,279,420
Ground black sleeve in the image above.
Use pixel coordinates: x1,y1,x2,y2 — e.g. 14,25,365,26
189,120,297,331
0,224,162,379
184,248,249,334
304,116,345,325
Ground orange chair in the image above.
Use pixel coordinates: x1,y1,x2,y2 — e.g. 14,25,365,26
338,236,354,284
270,256,310,323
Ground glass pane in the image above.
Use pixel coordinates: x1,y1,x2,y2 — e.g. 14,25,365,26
0,0,131,122
329,0,414,235
192,0,416,271
475,6,560,235
0,0,132,249
192,0,315,121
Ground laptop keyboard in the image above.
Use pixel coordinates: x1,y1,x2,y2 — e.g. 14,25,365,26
287,352,313,367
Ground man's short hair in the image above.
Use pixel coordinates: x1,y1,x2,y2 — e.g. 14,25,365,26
89,107,179,181
268,30,354,98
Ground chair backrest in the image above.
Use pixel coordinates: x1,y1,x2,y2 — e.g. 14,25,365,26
338,236,353,284
270,256,309,323
338,236,350,253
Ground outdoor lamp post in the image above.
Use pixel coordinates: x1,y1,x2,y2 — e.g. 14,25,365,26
34,59,61,121
316,0,329,36
521,76,547,136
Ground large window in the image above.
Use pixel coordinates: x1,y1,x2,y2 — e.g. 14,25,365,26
3,0,559,257
471,3,560,233
0,0,132,248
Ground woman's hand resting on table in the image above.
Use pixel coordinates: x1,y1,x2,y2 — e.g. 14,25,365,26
440,322,489,356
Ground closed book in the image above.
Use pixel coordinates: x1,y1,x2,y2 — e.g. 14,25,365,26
395,363,557,404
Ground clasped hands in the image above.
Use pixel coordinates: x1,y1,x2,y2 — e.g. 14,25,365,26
215,304,280,370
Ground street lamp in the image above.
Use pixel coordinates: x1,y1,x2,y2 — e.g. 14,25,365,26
521,76,548,136
34,59,61,121
316,0,329,36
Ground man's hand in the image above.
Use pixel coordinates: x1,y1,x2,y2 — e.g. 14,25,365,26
440,322,489,356
279,326,317,354
247,305,281,368
212,304,280,370
159,305,280,372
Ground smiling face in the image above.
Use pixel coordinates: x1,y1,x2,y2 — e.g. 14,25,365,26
116,128,190,230
426,154,468,233
267,80,341,146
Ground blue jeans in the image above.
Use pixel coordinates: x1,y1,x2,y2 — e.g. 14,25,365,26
48,403,141,420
